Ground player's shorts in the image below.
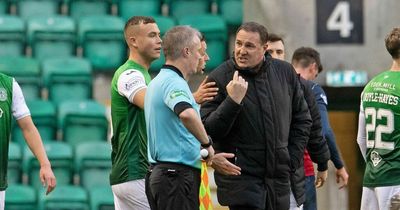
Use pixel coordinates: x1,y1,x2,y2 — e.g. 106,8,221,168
0,190,4,210
361,185,400,210
112,179,150,210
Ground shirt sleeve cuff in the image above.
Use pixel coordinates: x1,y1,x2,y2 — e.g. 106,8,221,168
174,102,193,115
317,162,328,171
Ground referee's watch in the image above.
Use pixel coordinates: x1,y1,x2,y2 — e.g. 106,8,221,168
201,136,213,148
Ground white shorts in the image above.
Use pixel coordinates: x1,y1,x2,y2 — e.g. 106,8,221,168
112,179,150,210
0,191,4,210
361,185,400,210
289,190,303,210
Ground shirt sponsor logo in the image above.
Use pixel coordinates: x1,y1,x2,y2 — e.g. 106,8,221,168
371,150,382,167
169,90,190,100
125,76,144,91
0,88,7,101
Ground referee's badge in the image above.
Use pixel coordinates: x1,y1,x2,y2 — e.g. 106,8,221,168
0,88,7,101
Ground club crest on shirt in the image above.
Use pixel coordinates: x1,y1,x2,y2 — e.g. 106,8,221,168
371,150,382,167
0,88,7,101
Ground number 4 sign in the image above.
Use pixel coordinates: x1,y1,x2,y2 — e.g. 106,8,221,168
317,0,363,44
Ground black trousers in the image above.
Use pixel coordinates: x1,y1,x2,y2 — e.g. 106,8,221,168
146,162,201,210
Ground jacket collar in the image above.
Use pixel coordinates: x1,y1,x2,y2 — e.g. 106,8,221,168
231,55,268,76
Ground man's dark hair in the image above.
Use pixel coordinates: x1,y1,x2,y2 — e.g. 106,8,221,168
292,47,323,73
385,27,400,59
236,22,268,44
124,16,156,31
267,33,284,45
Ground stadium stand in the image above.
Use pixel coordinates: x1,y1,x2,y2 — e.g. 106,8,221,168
27,16,76,61
75,142,112,189
118,0,161,21
23,142,73,188
178,14,228,71
12,100,56,145
89,186,114,210
0,15,25,56
0,56,41,100
166,0,211,19
5,184,37,210
11,0,63,20
42,57,92,104
0,1,8,14
68,0,112,20
38,185,89,210
58,100,108,145
78,15,125,72
7,142,22,184
217,0,242,28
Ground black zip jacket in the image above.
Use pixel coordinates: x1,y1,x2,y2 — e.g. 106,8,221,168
201,56,312,210
290,78,331,206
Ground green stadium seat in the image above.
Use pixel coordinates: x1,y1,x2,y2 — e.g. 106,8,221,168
218,0,242,28
75,142,111,189
12,0,63,20
89,186,114,210
27,16,76,61
68,0,112,20
23,142,73,188
0,56,41,100
38,185,89,210
167,0,211,19
58,100,108,145
12,100,56,145
78,15,126,71
5,185,37,210
0,1,8,14
154,16,175,36
0,16,25,56
42,57,92,104
8,142,22,184
118,0,161,21
178,14,228,71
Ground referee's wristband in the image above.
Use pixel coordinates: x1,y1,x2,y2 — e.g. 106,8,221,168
201,136,213,148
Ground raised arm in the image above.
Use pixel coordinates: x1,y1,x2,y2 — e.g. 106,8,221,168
201,71,247,139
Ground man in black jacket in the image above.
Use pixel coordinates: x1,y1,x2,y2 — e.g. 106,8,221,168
266,35,331,210
201,22,312,210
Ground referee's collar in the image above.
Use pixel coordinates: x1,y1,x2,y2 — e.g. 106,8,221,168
162,65,184,79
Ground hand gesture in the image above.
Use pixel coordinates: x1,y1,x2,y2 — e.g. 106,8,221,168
315,170,328,188
40,164,56,195
193,76,218,104
226,71,248,104
210,153,241,176
336,167,349,189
